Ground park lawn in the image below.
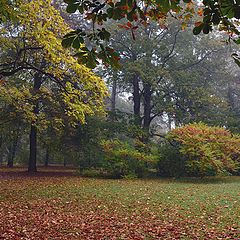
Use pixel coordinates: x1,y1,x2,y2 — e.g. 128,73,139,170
0,167,239,239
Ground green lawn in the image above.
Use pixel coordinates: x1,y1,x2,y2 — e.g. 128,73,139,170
0,167,239,239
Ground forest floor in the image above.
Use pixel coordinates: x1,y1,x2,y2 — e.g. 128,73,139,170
0,167,239,240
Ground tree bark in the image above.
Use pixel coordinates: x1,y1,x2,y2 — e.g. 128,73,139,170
44,147,49,167
110,78,117,120
7,134,19,168
28,124,37,172
28,71,42,172
143,83,152,132
6,121,21,168
132,75,141,125
227,85,235,109
63,156,67,167
7,145,14,167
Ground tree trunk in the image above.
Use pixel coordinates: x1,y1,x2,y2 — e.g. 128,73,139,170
7,145,13,167
63,156,67,167
167,114,172,131
7,136,18,168
227,85,235,109
7,123,21,168
28,124,37,172
0,135,3,165
0,154,3,166
143,83,152,133
28,71,42,173
132,75,141,125
110,78,117,120
44,147,49,167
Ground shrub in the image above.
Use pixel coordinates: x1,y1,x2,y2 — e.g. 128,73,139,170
122,173,138,180
80,168,104,178
158,142,186,177
101,139,157,178
167,123,240,177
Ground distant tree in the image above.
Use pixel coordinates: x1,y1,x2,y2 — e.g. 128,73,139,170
97,20,232,137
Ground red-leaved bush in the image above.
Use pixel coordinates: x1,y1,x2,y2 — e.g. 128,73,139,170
167,123,240,176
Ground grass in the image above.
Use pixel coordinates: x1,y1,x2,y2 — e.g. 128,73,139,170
0,167,239,239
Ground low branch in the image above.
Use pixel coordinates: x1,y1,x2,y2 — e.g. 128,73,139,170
0,66,28,76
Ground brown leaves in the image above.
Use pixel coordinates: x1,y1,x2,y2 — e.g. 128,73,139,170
0,168,239,239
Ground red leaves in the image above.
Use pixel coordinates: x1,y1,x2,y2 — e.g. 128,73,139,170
118,21,138,30
118,22,138,40
195,21,203,27
168,123,240,175
0,79,5,85
118,5,128,11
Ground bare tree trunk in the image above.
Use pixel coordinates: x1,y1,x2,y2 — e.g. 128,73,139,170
7,131,19,168
28,124,37,172
28,72,42,173
143,83,152,133
7,145,14,167
133,75,141,125
0,135,3,165
63,156,67,167
110,78,117,120
44,147,49,167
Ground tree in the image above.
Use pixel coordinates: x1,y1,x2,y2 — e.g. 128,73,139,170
0,0,108,172
97,19,232,138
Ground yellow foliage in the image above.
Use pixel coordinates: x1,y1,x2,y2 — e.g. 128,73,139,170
12,0,108,124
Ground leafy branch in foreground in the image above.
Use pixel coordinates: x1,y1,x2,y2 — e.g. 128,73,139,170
62,0,240,68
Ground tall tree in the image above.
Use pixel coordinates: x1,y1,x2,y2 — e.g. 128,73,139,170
0,0,108,172
98,20,234,135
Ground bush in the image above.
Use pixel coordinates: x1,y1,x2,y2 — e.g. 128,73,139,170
101,139,157,178
158,142,186,177
80,168,104,178
122,173,138,180
167,123,240,177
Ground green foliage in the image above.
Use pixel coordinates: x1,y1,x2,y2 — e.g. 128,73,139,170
101,139,157,178
62,0,240,68
0,0,108,170
193,0,240,38
167,123,240,176
158,141,186,177
73,114,128,169
0,0,18,22
80,168,105,178
122,172,138,180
